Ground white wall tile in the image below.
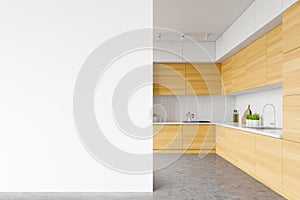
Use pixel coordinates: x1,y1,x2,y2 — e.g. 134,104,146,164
153,95,235,123
235,88,282,127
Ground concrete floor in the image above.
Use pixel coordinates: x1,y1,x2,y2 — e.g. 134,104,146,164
0,154,285,200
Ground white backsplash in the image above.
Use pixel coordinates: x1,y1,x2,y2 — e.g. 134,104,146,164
235,88,282,128
153,95,235,123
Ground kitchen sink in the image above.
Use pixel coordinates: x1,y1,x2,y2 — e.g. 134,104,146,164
182,121,211,123
247,126,282,130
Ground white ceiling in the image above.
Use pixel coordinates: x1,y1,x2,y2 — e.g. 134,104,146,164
154,0,255,41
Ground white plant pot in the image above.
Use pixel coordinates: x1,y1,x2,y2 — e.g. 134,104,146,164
246,119,252,126
252,120,260,127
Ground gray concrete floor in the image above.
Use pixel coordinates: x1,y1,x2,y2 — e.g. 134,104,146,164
0,154,285,200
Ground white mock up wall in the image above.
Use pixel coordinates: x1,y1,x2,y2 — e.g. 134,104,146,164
0,0,153,192
235,88,282,127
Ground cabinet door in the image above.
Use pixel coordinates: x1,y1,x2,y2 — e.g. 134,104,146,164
283,1,300,53
231,48,246,92
237,130,256,175
185,63,221,95
153,63,185,95
283,95,300,142
153,125,182,150
267,24,282,84
182,125,216,150
283,140,300,199
216,127,238,165
216,126,227,158
256,134,283,190
225,128,238,165
246,35,267,89
221,58,232,94
283,47,300,96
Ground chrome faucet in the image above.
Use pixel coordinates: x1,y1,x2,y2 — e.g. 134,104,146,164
263,104,276,127
186,112,195,122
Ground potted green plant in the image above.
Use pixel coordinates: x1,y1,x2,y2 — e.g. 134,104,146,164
246,114,253,126
252,113,260,126
245,113,261,126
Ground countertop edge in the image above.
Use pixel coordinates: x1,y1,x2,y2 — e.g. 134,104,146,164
153,122,282,139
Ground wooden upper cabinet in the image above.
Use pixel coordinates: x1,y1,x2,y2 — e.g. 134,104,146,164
246,35,267,89
283,140,300,200
283,47,300,96
153,63,185,95
267,24,283,84
283,1,300,54
283,95,300,143
221,58,232,94
153,125,183,150
182,125,216,150
185,63,221,95
256,134,283,191
231,48,246,92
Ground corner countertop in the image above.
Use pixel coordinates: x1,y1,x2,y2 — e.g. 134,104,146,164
153,121,282,139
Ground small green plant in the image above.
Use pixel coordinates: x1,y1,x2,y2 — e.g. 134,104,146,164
246,113,260,120
252,113,260,120
246,114,252,120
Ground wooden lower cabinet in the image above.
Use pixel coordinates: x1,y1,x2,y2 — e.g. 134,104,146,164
216,127,238,165
153,125,182,150
216,127,288,198
283,140,300,200
154,124,215,153
182,125,216,151
255,134,283,191
237,131,256,176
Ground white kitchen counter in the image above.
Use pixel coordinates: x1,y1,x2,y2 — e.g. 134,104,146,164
153,121,282,139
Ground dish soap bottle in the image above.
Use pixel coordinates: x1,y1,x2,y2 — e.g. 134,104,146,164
233,109,239,122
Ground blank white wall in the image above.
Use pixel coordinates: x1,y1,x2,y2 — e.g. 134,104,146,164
0,0,152,192
235,88,282,127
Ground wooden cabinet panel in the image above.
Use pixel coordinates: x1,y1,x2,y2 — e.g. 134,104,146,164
225,128,238,165
153,125,182,150
216,127,238,165
185,63,221,95
237,130,256,175
283,47,300,96
246,35,267,89
283,1,300,53
267,24,282,84
221,58,232,94
231,48,246,92
182,125,216,150
216,126,227,158
283,140,300,199
256,134,283,190
153,63,185,95
283,95,300,142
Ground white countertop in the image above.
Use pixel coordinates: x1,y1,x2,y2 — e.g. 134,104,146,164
153,121,282,139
